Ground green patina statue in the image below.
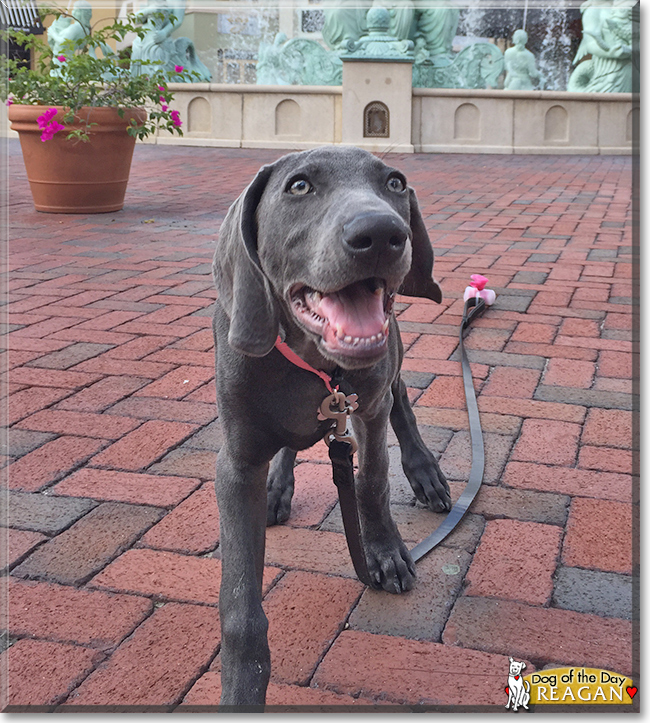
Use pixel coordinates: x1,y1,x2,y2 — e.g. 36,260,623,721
48,1,113,76
504,29,543,90
130,0,211,82
568,0,638,92
257,2,503,89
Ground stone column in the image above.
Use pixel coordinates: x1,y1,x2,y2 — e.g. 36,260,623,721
341,59,414,153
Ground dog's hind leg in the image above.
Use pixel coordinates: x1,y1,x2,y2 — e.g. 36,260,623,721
390,374,452,512
216,444,271,709
266,447,296,526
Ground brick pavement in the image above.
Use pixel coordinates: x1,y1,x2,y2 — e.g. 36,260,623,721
1,141,637,711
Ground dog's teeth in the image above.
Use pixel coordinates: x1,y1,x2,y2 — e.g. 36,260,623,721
382,319,389,333
335,325,345,339
312,291,322,303
376,332,384,341
374,286,384,297
344,335,352,343
352,337,360,345
370,335,377,343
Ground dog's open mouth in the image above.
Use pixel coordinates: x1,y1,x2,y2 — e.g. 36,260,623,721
289,278,395,358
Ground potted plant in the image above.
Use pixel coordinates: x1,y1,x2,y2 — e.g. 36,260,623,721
2,7,191,213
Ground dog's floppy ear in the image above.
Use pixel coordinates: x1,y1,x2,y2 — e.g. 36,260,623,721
398,187,443,303
213,163,280,356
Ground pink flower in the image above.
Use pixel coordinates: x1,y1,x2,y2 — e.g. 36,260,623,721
161,104,168,112
170,109,181,127
6,97,13,106
158,85,165,92
174,65,183,73
37,107,58,129
463,274,496,305
159,95,166,103
57,55,66,62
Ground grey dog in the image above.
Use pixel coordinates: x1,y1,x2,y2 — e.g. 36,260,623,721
212,146,451,707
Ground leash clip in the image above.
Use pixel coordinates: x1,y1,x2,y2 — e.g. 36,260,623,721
318,390,359,455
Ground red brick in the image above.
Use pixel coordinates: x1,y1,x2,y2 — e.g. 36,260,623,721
416,375,467,409
478,396,585,423
404,334,459,360
511,419,581,466
578,445,633,474
582,408,633,449
2,639,102,708
562,498,632,574
13,502,162,585
171,328,214,351
397,302,444,323
16,409,141,440
313,630,515,705
503,461,631,502
266,527,355,578
264,571,362,685
67,603,221,706
184,381,217,404
90,420,198,470
604,313,632,331
50,329,137,346
103,335,176,360
3,577,151,648
106,396,216,425
556,335,631,353
511,322,556,344
543,358,595,388
462,327,509,352
465,519,562,605
482,367,540,399
182,673,366,707
140,482,219,554
594,377,632,394
91,548,279,603
104,321,197,338
7,386,72,425
415,406,522,435
133,365,214,400
7,436,106,492
74,310,143,331
138,305,195,325
8,316,81,338
144,348,215,367
597,350,633,378
55,376,147,413
287,462,339,527
443,597,632,675
573,286,610,302
53,468,200,507
151,447,217,481
4,335,71,353
1,528,47,569
505,340,597,361
531,290,573,306
72,355,175,379
560,317,601,337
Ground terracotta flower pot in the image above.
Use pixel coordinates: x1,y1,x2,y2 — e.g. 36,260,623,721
8,105,147,213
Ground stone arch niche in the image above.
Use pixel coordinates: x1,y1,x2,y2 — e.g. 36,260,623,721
275,99,301,137
454,103,480,141
544,105,569,142
626,107,639,142
364,101,389,138
187,97,212,134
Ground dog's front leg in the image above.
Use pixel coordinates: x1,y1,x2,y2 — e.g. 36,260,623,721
352,393,416,594
216,445,271,709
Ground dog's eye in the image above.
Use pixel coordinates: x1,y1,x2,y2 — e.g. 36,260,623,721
287,178,313,196
386,176,406,193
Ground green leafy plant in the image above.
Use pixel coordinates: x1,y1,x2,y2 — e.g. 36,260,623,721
1,7,196,142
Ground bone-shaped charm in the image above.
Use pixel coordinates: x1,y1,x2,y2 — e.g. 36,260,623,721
318,391,359,454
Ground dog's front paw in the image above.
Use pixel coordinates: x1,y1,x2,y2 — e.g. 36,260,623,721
402,450,452,512
266,479,293,526
365,536,416,594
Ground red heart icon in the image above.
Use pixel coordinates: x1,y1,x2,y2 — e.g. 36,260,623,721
627,686,637,699
505,686,509,695
515,675,520,680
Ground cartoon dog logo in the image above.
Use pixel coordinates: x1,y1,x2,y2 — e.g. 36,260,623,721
505,657,531,711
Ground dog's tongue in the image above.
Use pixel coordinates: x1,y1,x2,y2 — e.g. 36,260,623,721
317,282,385,338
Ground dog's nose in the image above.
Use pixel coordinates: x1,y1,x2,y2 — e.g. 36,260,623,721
342,213,409,258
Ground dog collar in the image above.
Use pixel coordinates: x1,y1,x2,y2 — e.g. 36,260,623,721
274,336,359,453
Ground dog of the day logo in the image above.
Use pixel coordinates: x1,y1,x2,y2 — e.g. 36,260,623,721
505,662,636,708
